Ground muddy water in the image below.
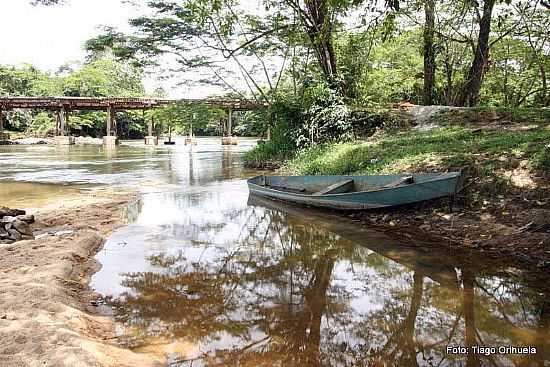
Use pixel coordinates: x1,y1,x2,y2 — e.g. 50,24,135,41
1,138,549,366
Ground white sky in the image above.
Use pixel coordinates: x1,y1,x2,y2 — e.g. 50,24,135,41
0,0,228,98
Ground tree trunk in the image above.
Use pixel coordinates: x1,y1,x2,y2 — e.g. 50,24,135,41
457,0,496,107
302,0,344,95
423,0,436,105
539,63,548,106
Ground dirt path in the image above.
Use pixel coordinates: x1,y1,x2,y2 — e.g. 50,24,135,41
0,193,163,367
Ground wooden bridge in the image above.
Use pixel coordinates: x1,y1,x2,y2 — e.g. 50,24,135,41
0,97,267,145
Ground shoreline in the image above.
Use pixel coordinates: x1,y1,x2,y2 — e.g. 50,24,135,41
0,192,163,366
0,177,548,365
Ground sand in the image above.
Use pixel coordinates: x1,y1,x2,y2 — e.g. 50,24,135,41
0,192,163,367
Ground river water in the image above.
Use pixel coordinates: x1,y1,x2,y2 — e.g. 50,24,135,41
0,137,548,366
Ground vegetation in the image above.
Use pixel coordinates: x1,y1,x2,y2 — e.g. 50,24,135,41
3,0,549,152
283,122,549,204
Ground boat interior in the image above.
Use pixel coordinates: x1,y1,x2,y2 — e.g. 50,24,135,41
250,173,457,196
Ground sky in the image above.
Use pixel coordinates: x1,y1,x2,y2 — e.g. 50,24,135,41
0,0,228,98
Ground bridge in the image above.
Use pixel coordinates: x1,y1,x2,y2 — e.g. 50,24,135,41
0,97,267,145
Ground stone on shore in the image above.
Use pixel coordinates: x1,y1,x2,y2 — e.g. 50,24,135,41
1,207,34,242
16,214,35,224
12,220,32,236
2,216,17,223
0,207,26,217
7,229,22,241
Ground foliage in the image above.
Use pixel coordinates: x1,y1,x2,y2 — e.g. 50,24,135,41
62,57,144,97
0,65,62,97
25,112,55,136
530,144,550,171
150,103,226,136
293,83,352,147
0,56,146,137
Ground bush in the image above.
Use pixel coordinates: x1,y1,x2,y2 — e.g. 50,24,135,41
530,145,550,172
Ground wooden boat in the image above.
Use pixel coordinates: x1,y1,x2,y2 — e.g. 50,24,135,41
247,172,465,210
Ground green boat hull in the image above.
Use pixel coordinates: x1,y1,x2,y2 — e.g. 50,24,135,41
247,172,464,210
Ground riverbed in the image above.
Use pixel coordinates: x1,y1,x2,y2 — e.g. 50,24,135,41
1,137,548,366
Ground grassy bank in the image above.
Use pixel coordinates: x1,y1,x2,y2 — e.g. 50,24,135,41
283,125,549,202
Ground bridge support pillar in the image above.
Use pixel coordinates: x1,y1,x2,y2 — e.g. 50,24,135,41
144,136,158,145
55,107,75,145
0,108,5,141
59,107,67,136
54,136,75,145
144,116,157,145
221,108,238,145
104,106,119,146
103,136,118,147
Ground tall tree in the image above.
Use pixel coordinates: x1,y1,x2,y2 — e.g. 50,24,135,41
457,0,496,106
423,0,436,105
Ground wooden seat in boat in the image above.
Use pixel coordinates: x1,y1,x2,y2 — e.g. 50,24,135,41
312,179,354,196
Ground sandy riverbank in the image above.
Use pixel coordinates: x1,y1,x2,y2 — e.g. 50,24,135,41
0,192,163,367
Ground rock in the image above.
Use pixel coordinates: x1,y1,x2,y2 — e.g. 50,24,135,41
1,216,17,224
7,229,22,241
0,207,25,218
16,214,35,224
4,222,12,230
419,224,431,231
518,209,550,233
11,220,32,236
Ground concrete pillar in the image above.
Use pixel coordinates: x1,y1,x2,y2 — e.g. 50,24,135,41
64,108,70,135
54,136,75,145
106,107,111,136
103,136,118,146
227,108,232,137
0,108,4,141
54,107,75,145
144,115,157,145
221,108,238,145
104,106,118,146
54,110,61,136
59,107,66,136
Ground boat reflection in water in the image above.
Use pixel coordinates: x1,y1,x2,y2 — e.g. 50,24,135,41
94,188,550,367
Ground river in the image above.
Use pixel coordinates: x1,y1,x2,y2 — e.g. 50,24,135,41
1,137,548,366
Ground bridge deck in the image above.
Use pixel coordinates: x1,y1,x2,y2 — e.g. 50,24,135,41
0,97,266,111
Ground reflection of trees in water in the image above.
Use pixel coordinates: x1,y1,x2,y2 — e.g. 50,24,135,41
109,204,550,366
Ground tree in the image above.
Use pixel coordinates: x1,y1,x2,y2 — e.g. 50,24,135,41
423,0,435,105
62,57,144,97
457,0,497,106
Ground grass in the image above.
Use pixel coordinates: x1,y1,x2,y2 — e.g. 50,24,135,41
282,126,550,199
430,106,550,126
243,139,296,168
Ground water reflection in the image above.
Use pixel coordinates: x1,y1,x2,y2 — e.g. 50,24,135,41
92,186,550,366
